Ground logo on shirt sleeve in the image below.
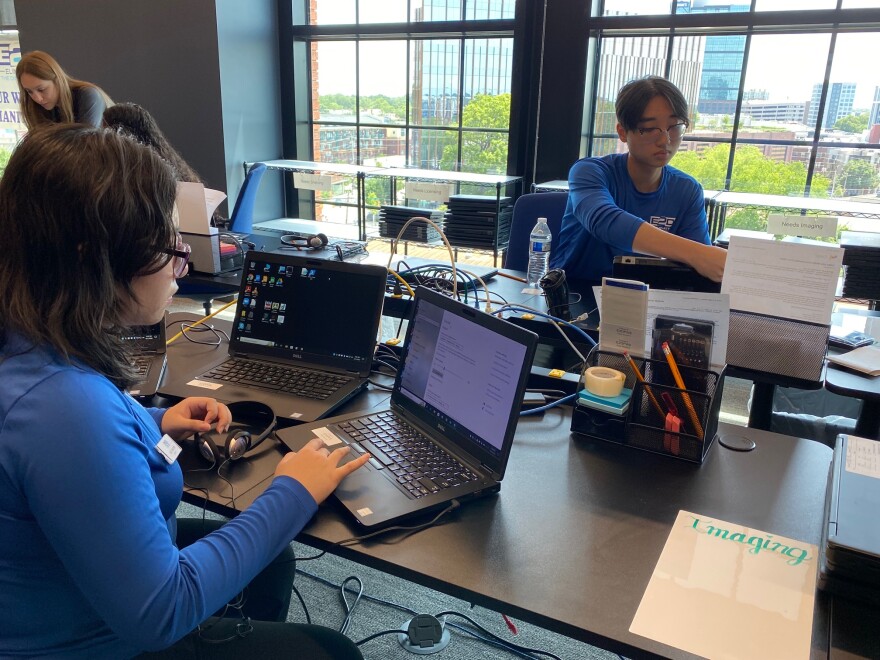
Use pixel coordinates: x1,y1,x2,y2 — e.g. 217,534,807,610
649,216,676,231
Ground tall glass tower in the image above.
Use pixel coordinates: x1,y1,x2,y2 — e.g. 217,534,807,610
679,1,750,116
808,82,857,129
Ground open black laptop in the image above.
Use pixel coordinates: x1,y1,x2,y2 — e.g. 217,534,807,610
277,286,538,529
612,255,721,293
123,320,167,398
160,251,387,422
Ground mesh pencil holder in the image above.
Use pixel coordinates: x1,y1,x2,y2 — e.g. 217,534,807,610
571,350,725,464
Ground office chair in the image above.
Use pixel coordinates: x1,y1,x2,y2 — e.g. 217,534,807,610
227,162,268,234
504,192,568,271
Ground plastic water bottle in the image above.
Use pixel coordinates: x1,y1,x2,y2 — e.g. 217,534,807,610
527,217,552,287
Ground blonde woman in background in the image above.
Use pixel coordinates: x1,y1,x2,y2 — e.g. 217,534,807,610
16,50,112,130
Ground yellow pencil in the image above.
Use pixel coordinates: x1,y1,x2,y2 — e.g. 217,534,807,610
661,342,704,439
622,350,665,420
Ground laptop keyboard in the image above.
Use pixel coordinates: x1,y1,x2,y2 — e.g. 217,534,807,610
334,411,479,499
203,358,352,400
132,356,151,377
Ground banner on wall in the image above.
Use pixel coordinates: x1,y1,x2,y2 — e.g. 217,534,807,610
0,35,24,139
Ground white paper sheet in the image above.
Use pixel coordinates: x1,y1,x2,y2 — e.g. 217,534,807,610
630,510,818,660
176,182,224,236
594,288,730,368
721,235,842,325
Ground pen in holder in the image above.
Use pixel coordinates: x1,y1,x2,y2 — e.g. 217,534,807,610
571,350,724,464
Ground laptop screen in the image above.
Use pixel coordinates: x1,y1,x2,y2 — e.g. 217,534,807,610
397,292,530,458
230,252,386,372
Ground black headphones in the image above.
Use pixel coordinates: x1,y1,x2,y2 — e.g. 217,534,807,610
279,232,329,250
195,401,277,464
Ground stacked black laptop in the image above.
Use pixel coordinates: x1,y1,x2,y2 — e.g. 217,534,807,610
443,194,513,250
818,434,880,606
378,205,445,243
840,231,880,301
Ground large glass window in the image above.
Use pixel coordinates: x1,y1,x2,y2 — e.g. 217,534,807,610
584,2,880,220
288,0,516,226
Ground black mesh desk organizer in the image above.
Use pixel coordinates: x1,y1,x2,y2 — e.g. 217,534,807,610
726,310,830,382
571,350,725,464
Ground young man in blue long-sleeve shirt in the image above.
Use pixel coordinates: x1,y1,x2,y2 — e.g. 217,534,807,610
551,76,727,284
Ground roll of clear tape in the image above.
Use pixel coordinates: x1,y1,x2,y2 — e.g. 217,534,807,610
585,366,626,397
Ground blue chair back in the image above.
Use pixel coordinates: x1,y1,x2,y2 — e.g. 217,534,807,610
227,162,268,234
504,192,568,271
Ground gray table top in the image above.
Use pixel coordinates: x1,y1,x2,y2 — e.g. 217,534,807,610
163,316,877,659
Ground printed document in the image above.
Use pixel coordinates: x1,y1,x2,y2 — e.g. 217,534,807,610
595,287,730,367
721,235,842,325
630,510,817,660
598,278,648,355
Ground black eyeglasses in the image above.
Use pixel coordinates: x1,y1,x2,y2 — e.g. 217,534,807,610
636,122,688,141
160,235,191,278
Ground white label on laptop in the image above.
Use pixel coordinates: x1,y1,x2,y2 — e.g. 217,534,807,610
356,507,373,518
293,172,332,192
845,435,880,479
312,427,343,446
155,434,182,464
186,379,223,390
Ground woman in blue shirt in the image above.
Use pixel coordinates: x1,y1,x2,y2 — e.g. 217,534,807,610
551,76,727,284
0,125,369,659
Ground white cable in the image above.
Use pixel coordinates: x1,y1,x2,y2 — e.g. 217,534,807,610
385,216,458,297
493,303,587,366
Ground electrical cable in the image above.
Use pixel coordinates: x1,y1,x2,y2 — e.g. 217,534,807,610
385,216,458,297
334,500,460,547
519,392,578,416
291,583,311,625
494,304,597,348
296,568,558,659
386,268,416,298
166,298,237,345
338,576,364,635
434,611,563,660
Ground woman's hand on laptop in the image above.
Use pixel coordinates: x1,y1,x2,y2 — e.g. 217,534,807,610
275,438,371,504
161,397,232,440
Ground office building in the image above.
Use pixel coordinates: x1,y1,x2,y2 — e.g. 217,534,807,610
870,86,880,127
679,0,750,116
740,100,808,123
808,82,857,129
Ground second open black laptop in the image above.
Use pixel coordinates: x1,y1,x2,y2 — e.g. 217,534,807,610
160,251,387,422
123,320,168,398
277,286,538,529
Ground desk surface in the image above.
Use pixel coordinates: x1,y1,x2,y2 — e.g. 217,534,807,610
163,315,877,658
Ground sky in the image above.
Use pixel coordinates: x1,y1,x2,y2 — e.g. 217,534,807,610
314,1,880,111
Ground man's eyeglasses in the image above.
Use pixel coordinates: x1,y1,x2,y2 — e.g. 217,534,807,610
160,235,192,278
636,122,687,141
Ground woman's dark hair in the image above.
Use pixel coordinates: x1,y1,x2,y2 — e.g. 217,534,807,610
103,103,226,226
615,75,690,132
103,102,202,183
0,123,177,389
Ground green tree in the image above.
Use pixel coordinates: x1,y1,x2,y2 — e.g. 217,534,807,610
0,148,10,178
840,159,880,194
833,113,869,134
672,144,832,231
439,93,510,174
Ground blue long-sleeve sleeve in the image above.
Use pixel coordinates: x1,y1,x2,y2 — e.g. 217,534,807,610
0,338,317,658
550,153,709,282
